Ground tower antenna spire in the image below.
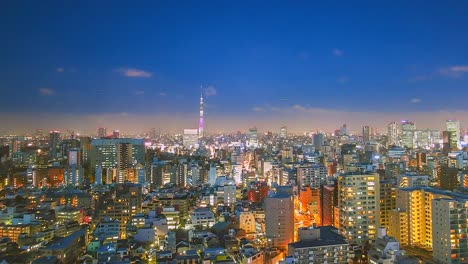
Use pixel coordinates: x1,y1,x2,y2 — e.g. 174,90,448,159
199,85,204,138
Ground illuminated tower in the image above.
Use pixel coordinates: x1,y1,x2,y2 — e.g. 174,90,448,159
198,90,204,138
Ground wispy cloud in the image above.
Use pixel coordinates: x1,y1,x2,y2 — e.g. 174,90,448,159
333,48,343,57
159,92,167,96
439,65,468,78
252,107,265,112
39,88,55,96
410,98,421,103
116,68,152,78
204,85,217,96
133,90,145,95
56,67,64,73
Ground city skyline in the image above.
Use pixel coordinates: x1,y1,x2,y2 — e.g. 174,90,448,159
1,1,468,134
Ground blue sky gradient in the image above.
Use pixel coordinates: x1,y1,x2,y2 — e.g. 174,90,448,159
1,1,468,133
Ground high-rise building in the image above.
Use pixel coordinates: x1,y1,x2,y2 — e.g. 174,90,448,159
401,120,416,149
443,131,455,154
379,180,396,230
338,172,380,245
297,164,327,189
48,130,61,159
98,127,107,138
387,121,400,146
432,197,468,264
113,130,120,138
198,92,204,138
90,138,145,170
446,120,460,149
248,128,258,148
183,129,199,147
265,192,294,250
280,126,287,138
362,125,370,143
438,166,459,191
321,185,337,227
312,133,324,150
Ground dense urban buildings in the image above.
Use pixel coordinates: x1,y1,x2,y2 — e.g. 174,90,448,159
2,2,468,263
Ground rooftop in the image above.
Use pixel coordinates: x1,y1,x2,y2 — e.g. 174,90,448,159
289,226,348,249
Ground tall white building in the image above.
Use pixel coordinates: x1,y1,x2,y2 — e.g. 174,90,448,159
338,172,380,245
432,197,468,264
387,121,400,146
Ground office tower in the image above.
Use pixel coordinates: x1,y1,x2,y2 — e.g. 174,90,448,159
48,130,61,159
340,124,347,136
183,129,199,147
387,122,400,146
98,127,107,138
280,126,287,138
113,130,120,138
401,120,416,149
247,128,258,148
379,180,396,230
288,226,352,264
312,133,324,150
79,136,91,163
265,193,294,250
438,165,459,191
446,120,460,149
321,185,337,227
90,138,145,170
338,172,380,245
362,125,370,143
116,142,133,183
432,197,468,263
64,165,84,187
198,92,204,138
297,164,327,189
8,138,20,157
67,148,80,166
443,131,454,154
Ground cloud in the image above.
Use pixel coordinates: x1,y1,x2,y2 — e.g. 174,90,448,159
39,88,55,96
438,65,468,78
252,107,265,112
410,98,421,103
56,67,64,73
116,68,152,78
204,85,217,96
159,92,167,96
333,48,343,57
133,90,145,95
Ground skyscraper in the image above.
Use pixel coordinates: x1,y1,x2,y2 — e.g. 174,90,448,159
401,120,416,149
446,119,460,149
280,126,287,138
387,121,400,146
198,91,204,138
362,125,370,143
48,130,61,159
98,127,107,138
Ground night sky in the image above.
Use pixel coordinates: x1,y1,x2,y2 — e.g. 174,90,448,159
1,1,468,134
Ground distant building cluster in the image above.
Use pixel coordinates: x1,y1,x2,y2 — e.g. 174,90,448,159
0,102,468,263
